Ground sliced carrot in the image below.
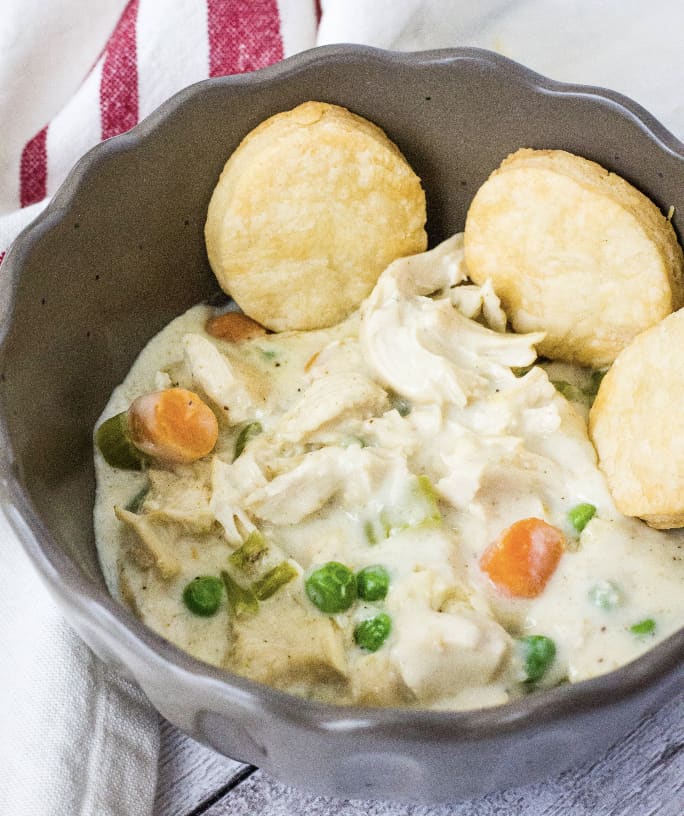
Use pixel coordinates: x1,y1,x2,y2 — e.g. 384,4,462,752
128,388,218,464
480,517,565,599
205,312,266,342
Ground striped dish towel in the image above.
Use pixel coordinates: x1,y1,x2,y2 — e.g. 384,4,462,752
0,0,321,262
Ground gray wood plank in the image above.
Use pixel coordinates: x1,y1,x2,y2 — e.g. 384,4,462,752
153,717,248,816
199,693,683,816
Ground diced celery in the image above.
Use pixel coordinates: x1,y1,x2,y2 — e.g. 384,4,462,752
340,435,367,449
253,561,298,600
220,570,258,617
125,484,149,514
512,363,535,377
233,421,263,461
388,474,442,530
96,411,146,470
552,371,606,406
588,580,622,610
551,380,586,403
363,520,379,546
585,369,606,397
229,530,268,573
380,511,393,537
389,392,412,417
362,475,441,545
414,475,442,522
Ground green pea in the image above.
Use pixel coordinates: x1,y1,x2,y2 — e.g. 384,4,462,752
96,411,146,470
568,503,596,533
305,562,357,614
233,421,263,461
182,576,223,617
630,618,656,637
519,635,556,683
356,565,390,601
354,613,392,652
588,580,622,610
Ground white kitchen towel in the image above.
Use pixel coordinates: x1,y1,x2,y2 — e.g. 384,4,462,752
0,510,159,816
1,2,684,816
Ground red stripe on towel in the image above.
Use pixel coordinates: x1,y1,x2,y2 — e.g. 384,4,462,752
0,251,5,266
207,0,283,77
314,0,322,24
19,127,48,208
100,0,140,139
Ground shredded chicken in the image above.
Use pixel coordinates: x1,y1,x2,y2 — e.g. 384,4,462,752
210,454,263,544
274,371,389,445
114,507,182,579
360,237,543,406
182,333,255,423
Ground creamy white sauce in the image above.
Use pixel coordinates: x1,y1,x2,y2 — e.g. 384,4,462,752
94,235,684,709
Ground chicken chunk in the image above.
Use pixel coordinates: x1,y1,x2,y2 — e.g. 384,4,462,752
228,579,348,693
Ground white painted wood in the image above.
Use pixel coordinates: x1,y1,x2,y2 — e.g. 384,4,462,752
158,693,683,816
153,718,246,816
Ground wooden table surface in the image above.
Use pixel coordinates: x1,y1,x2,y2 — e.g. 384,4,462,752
153,691,683,816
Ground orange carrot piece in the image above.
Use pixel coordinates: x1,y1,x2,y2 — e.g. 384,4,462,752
480,517,565,599
128,388,218,464
205,312,266,342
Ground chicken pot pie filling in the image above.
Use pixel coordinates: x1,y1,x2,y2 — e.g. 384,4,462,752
94,233,684,710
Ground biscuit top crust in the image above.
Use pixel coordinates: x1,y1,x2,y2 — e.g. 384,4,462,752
205,101,427,332
464,147,684,367
502,148,684,299
589,306,684,528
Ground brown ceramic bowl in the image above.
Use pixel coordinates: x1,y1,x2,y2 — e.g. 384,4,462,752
0,46,682,802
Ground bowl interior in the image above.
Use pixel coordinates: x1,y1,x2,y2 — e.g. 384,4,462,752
1,46,683,621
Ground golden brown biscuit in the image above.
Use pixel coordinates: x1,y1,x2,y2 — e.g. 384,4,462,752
589,307,684,528
464,148,684,367
205,101,427,331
